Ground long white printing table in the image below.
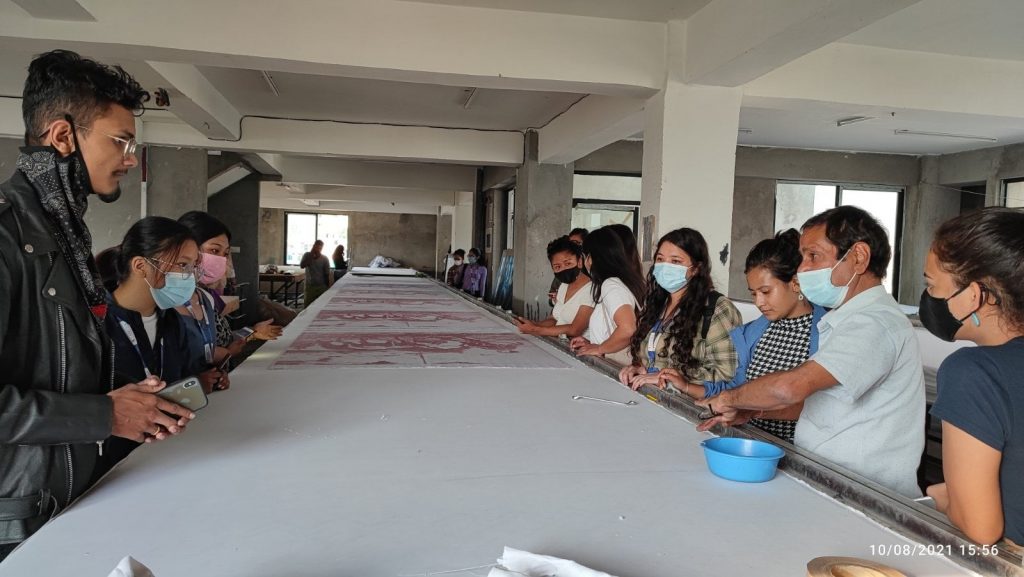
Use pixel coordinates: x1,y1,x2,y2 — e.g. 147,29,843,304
0,275,989,576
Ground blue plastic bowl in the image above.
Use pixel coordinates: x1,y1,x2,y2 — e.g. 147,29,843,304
700,437,785,483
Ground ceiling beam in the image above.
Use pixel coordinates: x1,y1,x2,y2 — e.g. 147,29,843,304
121,61,242,140
265,183,457,205
744,43,1024,120
9,0,94,21
141,117,523,166
537,95,646,165
258,155,477,191
683,0,922,87
0,0,664,97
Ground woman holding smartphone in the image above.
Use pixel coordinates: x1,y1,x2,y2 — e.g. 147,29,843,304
95,217,211,469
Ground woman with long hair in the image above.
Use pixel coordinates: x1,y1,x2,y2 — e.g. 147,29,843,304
461,247,488,298
570,226,646,364
921,208,1024,546
618,227,742,394
516,236,594,338
606,223,644,282
686,229,826,443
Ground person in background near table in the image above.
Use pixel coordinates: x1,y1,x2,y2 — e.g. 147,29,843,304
921,208,1024,546
696,206,925,498
548,228,589,305
683,229,825,443
94,218,206,470
516,236,594,339
178,211,282,363
606,223,644,284
461,248,488,298
618,228,742,397
331,244,348,281
570,226,646,364
0,50,193,558
300,239,333,306
446,249,466,288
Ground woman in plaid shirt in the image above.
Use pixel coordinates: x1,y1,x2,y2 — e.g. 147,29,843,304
619,228,742,394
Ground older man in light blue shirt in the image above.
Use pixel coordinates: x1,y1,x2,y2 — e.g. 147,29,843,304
698,206,925,498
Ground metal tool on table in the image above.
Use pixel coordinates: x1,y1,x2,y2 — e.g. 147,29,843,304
571,395,637,406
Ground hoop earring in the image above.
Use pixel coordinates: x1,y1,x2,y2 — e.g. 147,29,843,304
798,294,804,301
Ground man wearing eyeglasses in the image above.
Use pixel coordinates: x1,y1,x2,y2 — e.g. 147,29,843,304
0,50,195,558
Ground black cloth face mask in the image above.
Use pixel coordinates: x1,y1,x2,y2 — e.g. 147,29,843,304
918,286,976,342
555,267,581,284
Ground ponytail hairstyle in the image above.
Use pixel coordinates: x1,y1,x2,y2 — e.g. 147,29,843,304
932,208,1024,332
745,228,802,281
629,228,715,377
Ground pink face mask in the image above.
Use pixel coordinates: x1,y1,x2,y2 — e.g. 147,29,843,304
199,253,228,285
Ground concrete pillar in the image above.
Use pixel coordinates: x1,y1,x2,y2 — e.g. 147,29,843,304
451,191,474,256
512,131,573,315
640,81,742,291
899,156,960,304
146,146,208,218
436,212,453,279
208,174,261,322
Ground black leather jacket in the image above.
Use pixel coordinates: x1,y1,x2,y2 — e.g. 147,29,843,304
0,170,114,544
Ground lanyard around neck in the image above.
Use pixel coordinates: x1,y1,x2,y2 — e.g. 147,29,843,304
185,295,215,363
116,317,164,379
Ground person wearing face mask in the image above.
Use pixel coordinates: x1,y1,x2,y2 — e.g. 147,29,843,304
918,208,1024,547
178,211,283,363
515,236,594,338
675,230,826,443
94,218,207,470
618,228,742,394
460,248,488,298
446,249,466,287
696,206,926,498
547,228,589,306
0,50,194,556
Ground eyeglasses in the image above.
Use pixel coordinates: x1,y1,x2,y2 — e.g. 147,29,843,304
74,124,137,160
147,258,200,280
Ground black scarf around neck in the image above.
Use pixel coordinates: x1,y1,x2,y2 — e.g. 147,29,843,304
16,146,107,312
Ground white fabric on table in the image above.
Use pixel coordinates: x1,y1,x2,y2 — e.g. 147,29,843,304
488,547,618,577
106,557,154,577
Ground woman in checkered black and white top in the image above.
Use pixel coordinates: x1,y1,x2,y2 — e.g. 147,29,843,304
695,229,826,443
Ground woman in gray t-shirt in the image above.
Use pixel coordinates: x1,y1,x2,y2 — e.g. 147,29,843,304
300,240,332,307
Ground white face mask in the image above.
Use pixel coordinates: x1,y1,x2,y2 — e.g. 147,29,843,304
796,251,857,308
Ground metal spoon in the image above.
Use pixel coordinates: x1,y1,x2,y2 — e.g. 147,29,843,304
572,395,638,406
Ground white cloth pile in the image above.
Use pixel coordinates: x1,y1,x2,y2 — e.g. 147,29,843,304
488,547,619,577
368,255,404,268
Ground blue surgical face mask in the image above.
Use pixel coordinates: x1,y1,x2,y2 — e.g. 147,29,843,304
146,266,197,310
466,255,478,265
653,262,689,293
796,251,857,309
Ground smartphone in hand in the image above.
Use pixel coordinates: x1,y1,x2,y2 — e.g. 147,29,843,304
156,376,208,411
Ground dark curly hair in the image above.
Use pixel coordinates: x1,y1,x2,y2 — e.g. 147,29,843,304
802,205,891,279
745,228,802,281
547,235,582,261
932,208,1024,332
629,228,716,379
23,50,148,145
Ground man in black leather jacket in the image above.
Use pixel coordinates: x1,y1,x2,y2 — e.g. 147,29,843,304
0,50,195,560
